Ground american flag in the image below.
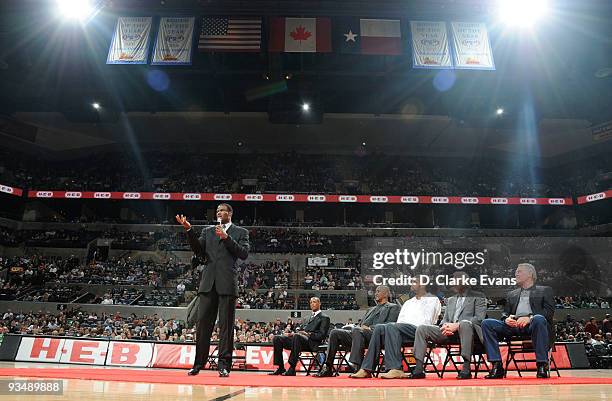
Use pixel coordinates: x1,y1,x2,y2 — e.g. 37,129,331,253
198,17,262,52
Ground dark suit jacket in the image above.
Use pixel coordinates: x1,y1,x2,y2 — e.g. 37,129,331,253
362,302,401,327
502,285,555,324
186,224,250,297
441,289,487,342
302,312,331,349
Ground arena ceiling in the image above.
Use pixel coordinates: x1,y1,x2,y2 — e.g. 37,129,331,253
0,0,611,160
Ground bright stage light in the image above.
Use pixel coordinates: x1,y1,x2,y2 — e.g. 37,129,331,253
92,102,101,110
497,0,549,27
496,108,504,116
302,103,310,112
56,0,95,21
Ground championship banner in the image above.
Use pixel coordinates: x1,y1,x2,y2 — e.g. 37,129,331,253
410,21,452,69
0,183,23,197
152,17,195,65
26,190,574,206
450,22,495,70
107,17,153,64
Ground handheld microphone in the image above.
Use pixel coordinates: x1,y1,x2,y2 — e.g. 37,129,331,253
216,217,222,226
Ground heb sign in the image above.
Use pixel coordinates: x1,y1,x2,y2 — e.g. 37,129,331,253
307,195,326,202
244,194,263,201
461,197,479,204
13,336,572,371
370,196,388,203
122,192,141,200
0,184,14,194
276,195,294,202
339,195,357,203
153,193,171,200
214,194,232,201
94,192,112,199
183,193,201,200
431,197,449,204
586,192,606,203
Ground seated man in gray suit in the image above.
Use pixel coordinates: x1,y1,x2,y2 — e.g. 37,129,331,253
482,263,554,379
410,271,486,379
314,285,400,377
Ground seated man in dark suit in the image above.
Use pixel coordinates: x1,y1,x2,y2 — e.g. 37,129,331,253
269,297,331,376
314,285,400,377
410,271,486,379
481,263,554,379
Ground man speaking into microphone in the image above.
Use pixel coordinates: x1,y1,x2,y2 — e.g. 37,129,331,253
176,203,250,377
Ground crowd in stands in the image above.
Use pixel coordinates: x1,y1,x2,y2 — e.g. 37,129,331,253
304,267,363,291
3,309,610,353
1,150,609,197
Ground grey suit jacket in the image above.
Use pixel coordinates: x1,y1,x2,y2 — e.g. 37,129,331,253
441,289,487,341
502,285,554,324
187,224,250,296
361,302,401,327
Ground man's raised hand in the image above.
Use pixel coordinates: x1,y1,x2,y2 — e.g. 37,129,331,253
175,214,192,230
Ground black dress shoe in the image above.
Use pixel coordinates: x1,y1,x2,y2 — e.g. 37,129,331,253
187,367,201,376
407,371,426,379
536,363,550,379
457,371,472,380
282,368,296,376
218,369,230,378
314,365,334,378
484,362,505,379
268,367,286,376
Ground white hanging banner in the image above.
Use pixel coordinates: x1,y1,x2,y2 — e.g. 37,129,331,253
410,21,452,69
450,22,495,70
107,17,152,64
152,17,195,65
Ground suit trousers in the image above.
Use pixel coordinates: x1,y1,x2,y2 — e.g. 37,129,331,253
481,315,549,362
193,285,236,371
323,328,352,366
413,321,475,362
383,323,418,371
272,334,312,368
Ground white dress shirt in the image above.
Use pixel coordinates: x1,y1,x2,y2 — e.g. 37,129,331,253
396,294,441,327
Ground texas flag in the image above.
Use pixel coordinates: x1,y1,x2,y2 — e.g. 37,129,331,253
336,17,402,55
269,17,332,52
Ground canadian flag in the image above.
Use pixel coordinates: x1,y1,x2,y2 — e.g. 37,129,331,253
269,17,332,53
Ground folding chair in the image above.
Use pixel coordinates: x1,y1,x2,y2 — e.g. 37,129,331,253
504,337,560,377
297,348,326,375
440,339,489,378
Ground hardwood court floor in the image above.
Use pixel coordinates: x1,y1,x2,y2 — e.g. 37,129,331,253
1,362,611,401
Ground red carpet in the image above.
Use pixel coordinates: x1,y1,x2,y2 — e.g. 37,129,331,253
1,367,612,388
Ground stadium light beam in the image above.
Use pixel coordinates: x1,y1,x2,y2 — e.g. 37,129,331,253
496,108,504,116
92,102,101,110
56,0,96,21
302,103,310,112
497,0,549,27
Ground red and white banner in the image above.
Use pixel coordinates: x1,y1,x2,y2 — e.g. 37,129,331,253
26,190,574,206
0,183,23,197
360,19,402,55
269,17,332,53
107,341,154,367
577,189,612,204
14,336,571,371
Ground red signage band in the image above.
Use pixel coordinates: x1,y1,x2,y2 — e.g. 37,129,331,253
15,337,572,370
26,190,575,206
0,184,23,197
